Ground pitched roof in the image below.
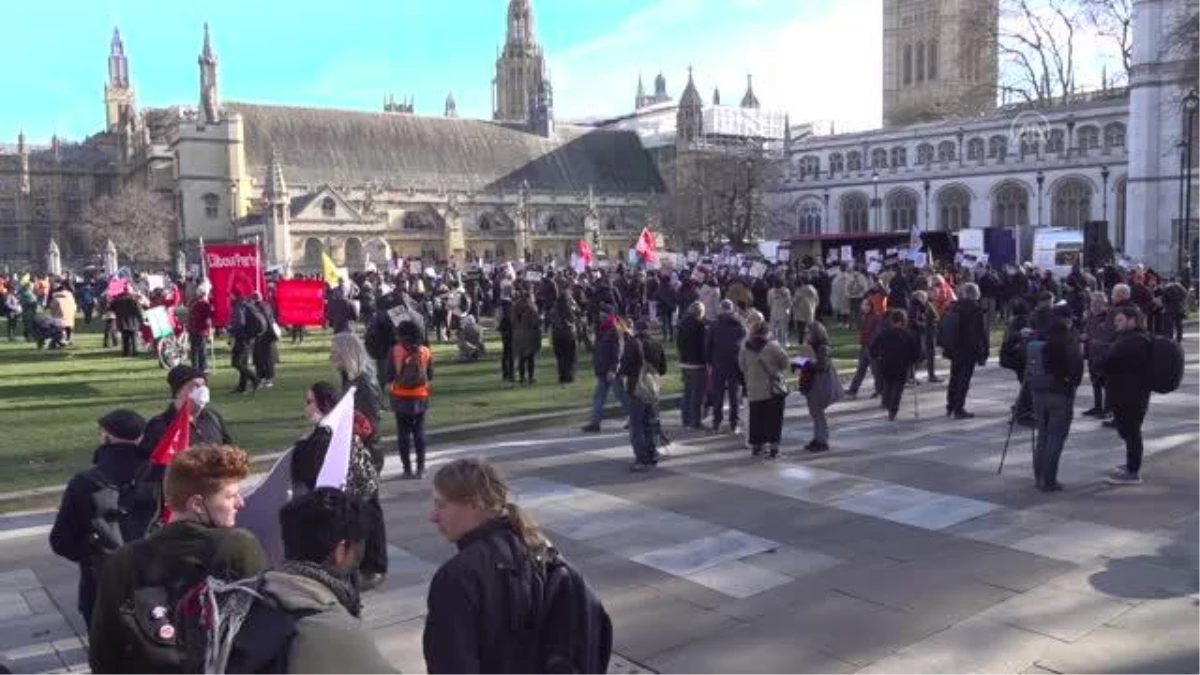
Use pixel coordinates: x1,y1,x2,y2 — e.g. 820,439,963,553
228,102,664,195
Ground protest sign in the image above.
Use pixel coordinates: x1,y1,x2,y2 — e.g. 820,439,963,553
749,261,767,279
840,245,853,261
275,279,327,327
203,243,264,328
867,261,881,274
409,260,422,274
777,248,791,262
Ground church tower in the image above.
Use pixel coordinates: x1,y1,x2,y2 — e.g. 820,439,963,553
493,0,547,123
881,0,997,127
104,27,136,132
676,68,704,150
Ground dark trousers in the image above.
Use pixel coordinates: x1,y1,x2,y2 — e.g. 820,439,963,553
83,305,94,324
946,357,976,413
925,336,938,379
628,398,657,465
253,337,276,381
659,307,675,342
518,355,536,383
1170,312,1184,343
1090,373,1107,412
1112,401,1148,474
231,338,258,391
711,367,742,429
103,320,117,347
680,367,707,427
1014,373,1033,419
879,377,906,418
120,330,137,357
190,334,209,373
500,336,514,382
792,319,807,347
552,335,576,384
395,411,427,474
747,395,786,446
1032,392,1073,485
360,496,389,575
5,316,16,340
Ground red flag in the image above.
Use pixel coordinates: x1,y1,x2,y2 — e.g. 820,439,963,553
577,238,593,265
635,228,657,262
151,399,191,467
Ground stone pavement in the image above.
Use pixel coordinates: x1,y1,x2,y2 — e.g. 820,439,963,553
0,333,1196,673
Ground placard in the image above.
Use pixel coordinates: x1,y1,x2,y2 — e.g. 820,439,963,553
408,260,422,274
776,248,791,262
275,279,327,327
867,261,881,274
840,245,853,261
748,262,768,279
866,249,881,262
525,271,543,282
687,250,700,263
886,248,898,256
482,263,494,275
826,249,840,263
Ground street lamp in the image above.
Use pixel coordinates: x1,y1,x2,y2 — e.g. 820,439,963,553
872,170,880,232
923,179,931,230
1101,165,1110,221
823,188,830,233
1181,89,1198,278
1036,169,1046,227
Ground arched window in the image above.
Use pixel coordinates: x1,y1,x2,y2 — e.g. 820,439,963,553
1114,178,1127,251
202,193,220,219
937,141,955,162
903,44,913,85
1052,178,1092,227
321,197,337,218
847,151,862,172
938,186,971,232
886,189,919,231
916,40,925,82
917,143,934,165
927,39,938,80
303,238,323,271
605,216,620,231
797,201,822,235
344,237,363,270
1077,126,1100,155
871,148,888,169
988,135,1008,160
1104,122,1126,149
840,192,869,233
967,137,985,160
1046,129,1065,155
992,182,1029,227
891,146,907,168
800,155,821,177
828,152,845,175
1019,129,1039,158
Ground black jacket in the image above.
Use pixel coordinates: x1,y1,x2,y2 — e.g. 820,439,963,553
591,322,621,377
1041,323,1085,395
870,326,920,381
676,314,707,366
140,404,233,461
1098,328,1153,414
291,425,331,493
950,299,990,363
620,333,667,394
706,312,746,374
109,294,142,333
423,518,542,674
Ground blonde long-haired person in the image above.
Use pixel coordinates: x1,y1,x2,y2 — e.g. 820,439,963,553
330,332,382,463
424,458,612,673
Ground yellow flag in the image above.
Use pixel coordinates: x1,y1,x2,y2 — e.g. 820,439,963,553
321,252,340,287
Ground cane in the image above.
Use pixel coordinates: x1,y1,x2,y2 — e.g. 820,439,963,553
912,381,920,419
997,409,1017,475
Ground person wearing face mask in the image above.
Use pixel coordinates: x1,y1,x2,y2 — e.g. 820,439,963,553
49,409,151,628
88,444,268,673
140,364,233,460
291,382,387,590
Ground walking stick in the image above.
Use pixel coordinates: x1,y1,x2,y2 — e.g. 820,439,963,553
913,381,919,419
997,409,1017,475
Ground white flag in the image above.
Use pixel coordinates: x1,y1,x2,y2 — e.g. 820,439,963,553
315,385,357,490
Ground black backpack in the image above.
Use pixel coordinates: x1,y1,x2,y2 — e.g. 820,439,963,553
1148,335,1184,394
937,307,960,354
999,327,1025,372
87,463,162,564
242,303,266,338
363,316,395,361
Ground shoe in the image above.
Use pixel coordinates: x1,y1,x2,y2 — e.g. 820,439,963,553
630,462,653,473
809,441,830,453
767,445,779,459
581,424,601,433
953,410,976,420
751,445,763,457
1038,481,1064,492
401,470,416,480
869,392,881,399
1104,468,1142,485
928,376,943,383
1102,419,1117,428
804,440,818,451
623,421,631,430
263,380,274,389
360,572,387,592
887,412,896,421
1081,407,1104,418
416,469,424,480
729,423,739,435
711,421,722,434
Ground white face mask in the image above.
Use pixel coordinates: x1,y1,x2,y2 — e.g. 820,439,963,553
189,384,211,409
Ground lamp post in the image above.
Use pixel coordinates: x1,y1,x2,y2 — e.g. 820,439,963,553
872,170,880,232
1066,114,1076,160
1182,89,1198,277
823,188,830,233
956,127,964,168
1036,170,1045,227
923,179,931,230
1101,165,1110,221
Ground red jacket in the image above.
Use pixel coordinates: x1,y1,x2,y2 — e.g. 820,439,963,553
188,298,214,337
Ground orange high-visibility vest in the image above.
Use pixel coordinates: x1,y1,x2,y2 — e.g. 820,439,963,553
389,344,432,399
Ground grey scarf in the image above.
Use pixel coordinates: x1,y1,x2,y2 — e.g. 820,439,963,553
278,560,363,618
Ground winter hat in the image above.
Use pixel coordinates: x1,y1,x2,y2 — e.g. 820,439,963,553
167,364,206,396
98,409,146,442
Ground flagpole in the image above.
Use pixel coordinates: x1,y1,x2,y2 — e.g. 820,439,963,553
254,235,264,296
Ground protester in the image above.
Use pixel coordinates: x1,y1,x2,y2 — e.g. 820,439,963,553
791,277,818,347
739,319,789,459
1099,306,1154,485
187,283,214,373
621,319,667,471
330,331,383,468
424,458,612,673
291,382,387,590
252,290,279,388
802,321,843,452
1027,313,1084,492
141,365,233,459
48,283,77,345
582,308,628,432
847,298,885,399
389,320,434,479
455,314,485,362
943,282,990,419
497,297,515,387
707,300,747,434
49,410,151,627
1081,292,1114,418
548,294,579,385
870,309,920,421
766,278,792,349
999,299,1036,426
88,444,268,673
109,286,143,357
229,288,264,393
677,301,708,430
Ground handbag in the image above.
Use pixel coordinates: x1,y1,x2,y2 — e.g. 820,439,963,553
757,354,788,398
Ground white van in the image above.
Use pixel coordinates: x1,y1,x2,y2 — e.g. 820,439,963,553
1032,228,1084,278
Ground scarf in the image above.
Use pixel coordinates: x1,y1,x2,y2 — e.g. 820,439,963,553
278,560,363,618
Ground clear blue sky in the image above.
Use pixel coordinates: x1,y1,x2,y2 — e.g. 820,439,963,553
0,0,889,144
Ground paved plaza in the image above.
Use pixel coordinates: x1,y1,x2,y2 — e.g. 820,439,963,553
0,335,1196,673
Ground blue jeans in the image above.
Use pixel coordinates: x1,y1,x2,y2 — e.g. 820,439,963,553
848,350,879,396
395,412,427,474
590,375,628,426
680,367,707,427
1032,392,1073,485
711,367,742,429
628,398,657,465
189,334,209,373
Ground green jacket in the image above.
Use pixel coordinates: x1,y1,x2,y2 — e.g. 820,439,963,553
88,521,269,673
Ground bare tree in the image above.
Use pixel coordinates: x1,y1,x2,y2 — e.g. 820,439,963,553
1081,0,1133,84
75,184,175,265
660,145,780,250
992,0,1081,105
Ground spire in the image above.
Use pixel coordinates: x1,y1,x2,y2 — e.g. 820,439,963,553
445,91,457,117
201,22,215,62
108,25,130,91
677,67,704,150
679,66,702,108
713,87,721,105
198,22,221,124
506,0,537,50
740,73,760,109
264,147,288,204
784,113,792,149
636,73,646,99
654,72,667,98
16,128,25,155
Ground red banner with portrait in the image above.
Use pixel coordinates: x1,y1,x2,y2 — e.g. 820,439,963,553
274,279,327,327
203,243,264,328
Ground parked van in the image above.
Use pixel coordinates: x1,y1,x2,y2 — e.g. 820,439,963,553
1032,228,1084,278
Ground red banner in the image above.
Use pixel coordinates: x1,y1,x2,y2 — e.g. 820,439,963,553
203,243,264,328
275,279,327,327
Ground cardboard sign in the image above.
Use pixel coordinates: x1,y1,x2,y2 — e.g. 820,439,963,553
912,253,927,267
408,260,422,274
886,248,898,256
867,261,881,274
866,249,881,262
826,249,840,263
145,306,174,340
525,271,543,282
687,251,700,263
777,248,791,262
749,262,768,279
840,245,853,261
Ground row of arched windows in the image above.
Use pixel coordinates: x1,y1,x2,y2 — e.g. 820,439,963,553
793,123,1127,179
794,178,1127,235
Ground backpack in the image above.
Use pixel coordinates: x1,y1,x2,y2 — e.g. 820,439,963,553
391,346,428,391
86,463,162,564
178,574,312,674
363,317,395,361
999,328,1025,372
1148,335,1184,394
344,436,380,499
115,535,227,673
1024,339,1056,393
936,307,960,354
241,303,266,338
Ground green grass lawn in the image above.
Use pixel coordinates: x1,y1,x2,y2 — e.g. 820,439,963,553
0,316,997,494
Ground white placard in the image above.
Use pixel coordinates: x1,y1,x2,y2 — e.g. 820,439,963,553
826,249,840,263
525,271,543,282
886,248,898,256
776,248,791,262
979,253,990,265
482,263,494,274
145,274,164,291
840,245,853,261
408,260,422,274
866,249,881,262
749,262,768,279
687,251,700,263
867,261,881,274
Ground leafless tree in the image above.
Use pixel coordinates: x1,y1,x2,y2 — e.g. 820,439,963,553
992,0,1081,105
1081,0,1133,84
660,145,780,250
75,184,175,265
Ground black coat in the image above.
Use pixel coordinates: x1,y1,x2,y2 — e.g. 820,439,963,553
950,299,990,363
676,314,707,366
620,333,666,393
706,312,746,374
290,425,331,493
870,326,920,381
109,295,142,333
1098,328,1153,414
592,323,621,377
